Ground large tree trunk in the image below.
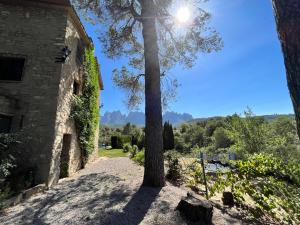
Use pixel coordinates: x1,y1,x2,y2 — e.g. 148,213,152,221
272,0,300,138
141,0,165,187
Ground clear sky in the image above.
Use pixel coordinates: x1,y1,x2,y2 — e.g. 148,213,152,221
82,0,294,118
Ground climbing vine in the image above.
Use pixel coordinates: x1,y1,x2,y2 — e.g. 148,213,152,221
71,47,99,162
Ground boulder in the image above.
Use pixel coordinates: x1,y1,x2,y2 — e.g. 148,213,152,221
176,193,213,223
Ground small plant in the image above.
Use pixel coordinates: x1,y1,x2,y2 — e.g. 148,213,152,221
123,143,132,153
165,151,182,182
186,161,205,191
129,145,139,158
132,150,144,166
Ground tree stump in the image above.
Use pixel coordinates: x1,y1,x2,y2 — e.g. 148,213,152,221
222,192,234,206
176,193,213,223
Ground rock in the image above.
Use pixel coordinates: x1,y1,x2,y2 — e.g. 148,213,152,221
176,193,213,223
22,184,46,200
222,192,234,206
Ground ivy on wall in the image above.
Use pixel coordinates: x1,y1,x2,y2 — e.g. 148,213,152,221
71,47,99,162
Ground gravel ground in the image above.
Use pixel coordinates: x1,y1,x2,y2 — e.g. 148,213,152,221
0,157,249,225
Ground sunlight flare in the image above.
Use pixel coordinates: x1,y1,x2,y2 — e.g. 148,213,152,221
176,7,191,24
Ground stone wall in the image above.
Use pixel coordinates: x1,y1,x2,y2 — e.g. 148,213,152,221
0,2,67,184
0,1,101,187
48,16,84,186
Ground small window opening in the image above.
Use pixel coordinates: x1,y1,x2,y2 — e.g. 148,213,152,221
0,56,25,81
76,43,84,64
0,114,12,133
73,81,80,95
60,134,72,178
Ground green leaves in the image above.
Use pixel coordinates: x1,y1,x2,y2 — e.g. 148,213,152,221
210,153,300,224
71,47,100,161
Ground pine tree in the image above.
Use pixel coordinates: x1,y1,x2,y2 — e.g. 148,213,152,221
73,0,222,187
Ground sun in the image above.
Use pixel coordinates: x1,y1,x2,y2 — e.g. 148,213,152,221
176,7,191,24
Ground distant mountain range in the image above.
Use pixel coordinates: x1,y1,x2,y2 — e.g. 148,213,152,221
101,111,194,126
101,111,295,127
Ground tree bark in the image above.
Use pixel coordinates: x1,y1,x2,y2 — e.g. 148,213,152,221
141,0,165,187
272,0,300,139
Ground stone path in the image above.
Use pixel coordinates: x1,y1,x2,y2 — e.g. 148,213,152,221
0,157,249,225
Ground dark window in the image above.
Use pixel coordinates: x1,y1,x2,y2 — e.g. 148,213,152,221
0,56,25,81
73,81,80,95
60,134,72,178
76,43,84,64
0,115,12,133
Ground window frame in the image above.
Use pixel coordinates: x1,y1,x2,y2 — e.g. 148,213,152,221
0,53,27,83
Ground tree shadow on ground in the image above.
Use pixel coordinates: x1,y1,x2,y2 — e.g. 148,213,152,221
98,186,162,225
0,173,133,225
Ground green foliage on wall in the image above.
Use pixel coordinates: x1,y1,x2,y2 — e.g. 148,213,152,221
0,133,18,179
71,47,99,161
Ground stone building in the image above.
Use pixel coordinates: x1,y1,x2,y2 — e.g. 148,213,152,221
0,0,104,187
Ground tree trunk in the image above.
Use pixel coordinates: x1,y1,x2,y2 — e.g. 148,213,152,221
272,0,300,139
141,0,165,187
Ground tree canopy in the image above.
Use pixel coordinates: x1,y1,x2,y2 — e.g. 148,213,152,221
72,0,222,108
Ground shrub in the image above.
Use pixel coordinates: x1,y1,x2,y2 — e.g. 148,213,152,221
123,143,132,153
120,135,132,145
132,150,144,166
0,133,19,180
213,127,232,149
129,145,139,158
186,161,206,191
164,150,182,182
210,153,300,224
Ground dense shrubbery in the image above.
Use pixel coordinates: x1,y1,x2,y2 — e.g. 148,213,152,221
71,47,99,161
210,153,300,224
101,123,145,149
173,110,300,163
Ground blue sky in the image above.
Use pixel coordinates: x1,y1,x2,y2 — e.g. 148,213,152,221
83,0,293,118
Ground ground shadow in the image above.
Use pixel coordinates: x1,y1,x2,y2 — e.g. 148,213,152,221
98,186,162,225
0,173,132,225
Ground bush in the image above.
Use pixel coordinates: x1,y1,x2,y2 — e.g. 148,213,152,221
213,127,232,149
210,153,300,224
164,151,182,182
186,160,206,191
0,133,18,180
129,145,139,158
123,143,132,153
132,150,144,166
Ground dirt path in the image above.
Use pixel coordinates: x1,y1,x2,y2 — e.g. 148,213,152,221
0,157,248,225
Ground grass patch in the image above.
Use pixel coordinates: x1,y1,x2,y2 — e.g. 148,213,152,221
99,148,128,158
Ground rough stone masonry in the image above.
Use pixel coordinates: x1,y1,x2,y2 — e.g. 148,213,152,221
0,0,103,187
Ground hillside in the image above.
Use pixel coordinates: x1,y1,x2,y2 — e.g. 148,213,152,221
101,111,193,126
